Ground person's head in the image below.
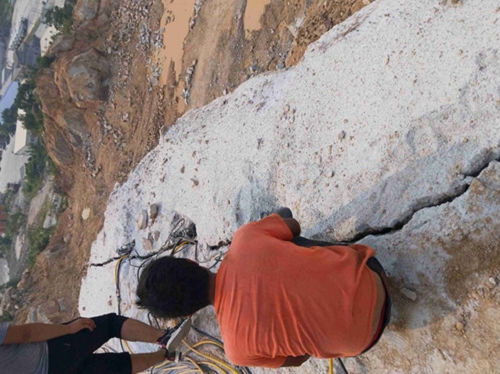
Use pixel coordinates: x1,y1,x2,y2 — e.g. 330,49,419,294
136,257,210,318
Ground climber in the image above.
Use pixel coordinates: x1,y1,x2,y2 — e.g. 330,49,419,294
136,208,390,368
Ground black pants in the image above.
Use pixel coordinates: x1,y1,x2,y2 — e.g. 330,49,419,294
291,236,391,352
47,313,132,374
363,257,392,352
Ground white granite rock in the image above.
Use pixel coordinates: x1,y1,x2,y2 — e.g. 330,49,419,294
80,1,500,372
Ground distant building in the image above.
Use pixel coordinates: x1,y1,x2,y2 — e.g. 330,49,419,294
39,26,58,56
16,35,41,67
1,68,12,85
5,183,19,193
8,18,28,52
14,109,35,155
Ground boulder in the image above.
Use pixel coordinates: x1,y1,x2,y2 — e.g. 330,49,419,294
52,128,75,166
75,0,99,22
43,212,57,229
16,269,31,290
50,34,76,55
0,287,12,316
62,108,90,147
37,300,61,323
66,49,110,108
26,307,38,323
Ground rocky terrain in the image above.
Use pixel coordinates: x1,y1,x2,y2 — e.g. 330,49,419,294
7,0,369,323
79,0,500,373
3,0,499,373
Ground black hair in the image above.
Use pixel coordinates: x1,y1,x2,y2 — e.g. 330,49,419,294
136,257,210,318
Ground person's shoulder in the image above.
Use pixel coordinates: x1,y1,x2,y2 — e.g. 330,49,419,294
244,214,287,232
232,214,292,247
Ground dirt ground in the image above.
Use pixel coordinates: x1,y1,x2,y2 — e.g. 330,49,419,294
12,0,370,322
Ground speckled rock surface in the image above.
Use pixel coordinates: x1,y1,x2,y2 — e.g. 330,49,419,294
80,0,500,372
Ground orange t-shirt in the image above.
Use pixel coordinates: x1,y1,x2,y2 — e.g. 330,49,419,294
214,214,377,368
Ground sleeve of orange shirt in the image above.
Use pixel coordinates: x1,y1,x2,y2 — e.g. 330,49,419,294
249,214,295,241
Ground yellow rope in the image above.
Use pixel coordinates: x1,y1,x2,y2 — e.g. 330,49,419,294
183,341,240,374
184,356,205,373
122,340,133,353
154,363,190,371
198,360,228,374
114,255,128,283
182,339,229,373
173,240,191,254
192,339,225,351
329,358,334,374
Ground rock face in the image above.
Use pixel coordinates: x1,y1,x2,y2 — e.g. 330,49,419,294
50,34,75,55
75,0,100,23
80,0,499,373
66,49,110,108
36,300,61,323
80,0,500,373
36,1,113,186
24,298,71,323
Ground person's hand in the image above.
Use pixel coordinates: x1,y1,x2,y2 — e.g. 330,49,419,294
67,318,96,334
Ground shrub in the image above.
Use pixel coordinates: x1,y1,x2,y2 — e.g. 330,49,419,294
27,226,55,267
6,212,26,239
0,312,13,322
22,142,51,198
45,1,76,34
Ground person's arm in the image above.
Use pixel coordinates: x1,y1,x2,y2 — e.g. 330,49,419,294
3,318,96,344
245,213,300,242
281,354,310,367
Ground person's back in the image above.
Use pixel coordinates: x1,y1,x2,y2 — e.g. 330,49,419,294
136,213,390,368
214,214,378,367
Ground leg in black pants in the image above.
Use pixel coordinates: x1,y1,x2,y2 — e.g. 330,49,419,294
47,313,132,374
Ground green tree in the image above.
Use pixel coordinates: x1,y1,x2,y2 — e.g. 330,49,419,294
18,110,43,133
0,312,13,322
0,106,17,143
1,105,18,133
36,55,55,69
0,0,13,36
22,141,52,198
27,225,54,266
6,212,26,239
0,105,17,143
14,79,37,111
45,3,74,33
0,235,12,257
